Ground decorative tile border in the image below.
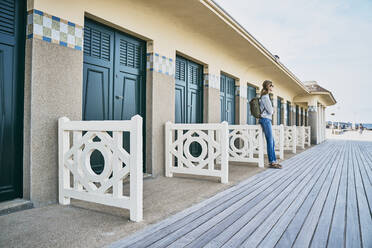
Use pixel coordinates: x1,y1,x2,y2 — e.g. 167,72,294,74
146,53,174,76
203,74,220,89
27,9,83,50
308,106,317,112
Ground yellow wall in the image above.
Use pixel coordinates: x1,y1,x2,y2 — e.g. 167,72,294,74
31,0,307,104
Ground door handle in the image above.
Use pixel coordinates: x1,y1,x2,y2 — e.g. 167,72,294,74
115,95,124,100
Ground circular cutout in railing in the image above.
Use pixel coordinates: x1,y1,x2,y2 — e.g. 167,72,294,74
189,141,202,158
81,142,112,183
90,150,104,175
184,137,208,162
234,137,245,150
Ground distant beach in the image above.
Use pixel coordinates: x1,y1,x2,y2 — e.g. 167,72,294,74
327,129,372,141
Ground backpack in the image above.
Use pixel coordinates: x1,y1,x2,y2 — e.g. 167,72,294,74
249,97,261,119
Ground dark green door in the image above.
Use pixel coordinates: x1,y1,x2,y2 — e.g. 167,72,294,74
300,107,304,126
175,56,203,158
286,101,291,126
83,19,146,173
296,105,299,126
220,74,235,124
0,0,26,202
247,85,256,125
175,56,203,124
277,98,282,125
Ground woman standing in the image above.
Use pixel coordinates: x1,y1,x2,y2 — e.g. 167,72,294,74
259,80,282,169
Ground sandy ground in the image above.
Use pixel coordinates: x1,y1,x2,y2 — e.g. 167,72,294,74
0,148,310,248
326,129,372,141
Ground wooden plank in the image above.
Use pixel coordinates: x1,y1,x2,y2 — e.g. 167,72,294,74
227,141,340,246
356,142,372,186
353,141,372,248
150,147,321,248
199,142,338,248
308,141,346,248
354,143,372,215
257,141,344,248
114,142,326,248
344,142,362,248
326,141,349,248
241,140,339,248
109,142,333,248
274,140,343,248
149,143,332,248
290,141,348,248
361,141,372,173
178,159,322,247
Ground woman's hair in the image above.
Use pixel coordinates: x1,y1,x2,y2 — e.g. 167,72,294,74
260,80,273,96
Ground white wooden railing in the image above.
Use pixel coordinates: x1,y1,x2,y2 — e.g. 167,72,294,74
304,126,311,146
58,115,143,222
263,125,284,160
284,125,297,154
228,125,264,168
296,126,305,149
165,122,229,183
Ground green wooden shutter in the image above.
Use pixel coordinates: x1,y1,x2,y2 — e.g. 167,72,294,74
175,57,187,123
175,55,203,124
0,0,16,36
220,74,235,124
277,98,282,125
286,101,291,126
83,19,114,121
296,105,299,126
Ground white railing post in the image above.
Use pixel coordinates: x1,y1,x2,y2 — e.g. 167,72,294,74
73,131,83,191
279,124,284,160
165,121,173,178
130,115,143,222
301,126,305,149
292,125,297,154
221,121,229,184
58,117,70,205
113,131,123,198
258,126,264,168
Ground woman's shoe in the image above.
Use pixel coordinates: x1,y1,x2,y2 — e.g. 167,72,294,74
269,162,282,169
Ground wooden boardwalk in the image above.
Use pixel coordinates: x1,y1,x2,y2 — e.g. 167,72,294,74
110,140,372,248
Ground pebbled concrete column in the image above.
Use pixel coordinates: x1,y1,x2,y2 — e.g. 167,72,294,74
281,99,286,125
145,50,175,176
291,104,296,126
235,83,247,124
23,34,83,206
308,105,318,144
203,70,220,123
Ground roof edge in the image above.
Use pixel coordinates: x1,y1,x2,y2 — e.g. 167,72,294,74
310,92,337,105
202,0,310,94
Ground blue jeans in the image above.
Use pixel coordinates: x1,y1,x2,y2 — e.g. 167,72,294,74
259,118,277,164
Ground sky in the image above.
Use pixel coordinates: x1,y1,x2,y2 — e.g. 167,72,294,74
214,0,372,123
